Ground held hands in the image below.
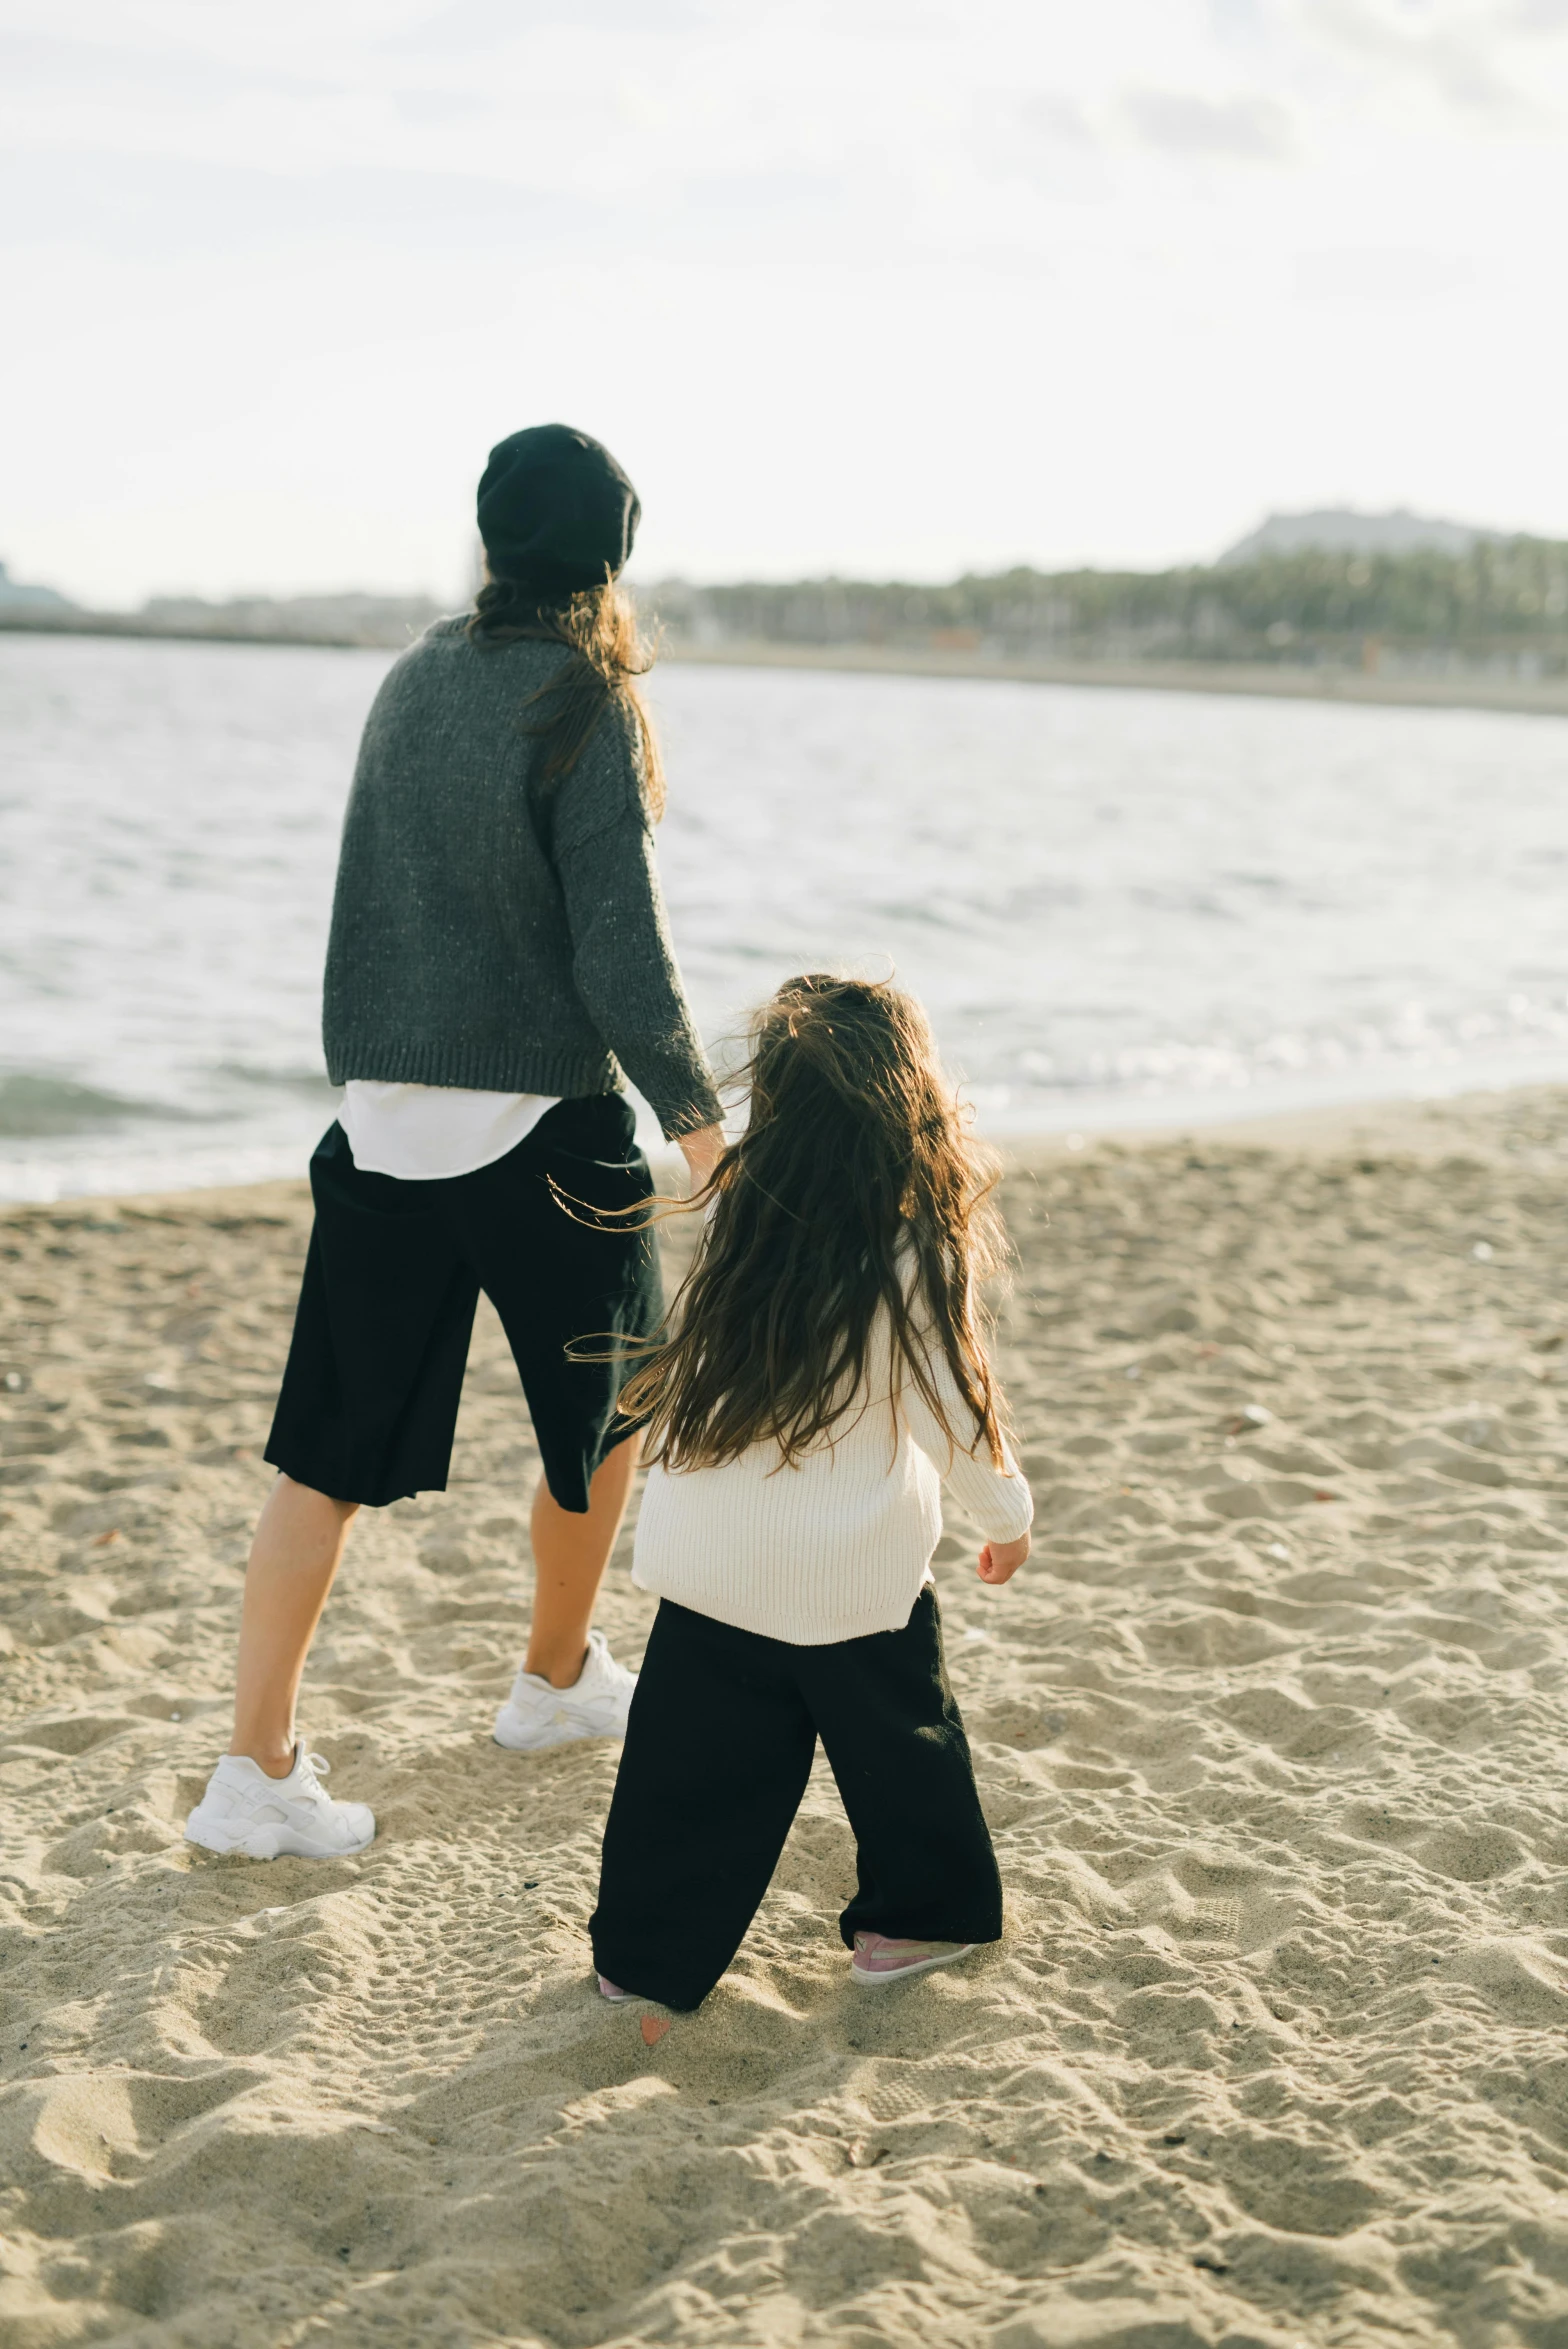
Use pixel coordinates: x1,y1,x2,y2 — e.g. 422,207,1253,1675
977,1532,1030,1586
677,1123,726,1194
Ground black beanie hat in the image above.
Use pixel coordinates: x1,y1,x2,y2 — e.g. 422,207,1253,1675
476,423,640,595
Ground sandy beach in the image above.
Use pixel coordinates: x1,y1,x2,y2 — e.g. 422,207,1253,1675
6,1084,1568,2346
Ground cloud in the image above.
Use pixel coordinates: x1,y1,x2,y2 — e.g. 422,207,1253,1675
1120,85,1296,158
0,142,892,276
1302,0,1536,116
0,147,578,258
966,88,1105,203
0,27,336,101
386,0,705,51
391,88,485,127
1008,91,1099,148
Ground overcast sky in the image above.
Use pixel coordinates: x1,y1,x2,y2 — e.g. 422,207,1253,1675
4,0,1566,605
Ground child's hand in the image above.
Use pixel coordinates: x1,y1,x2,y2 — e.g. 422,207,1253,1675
977,1533,1030,1586
678,1124,725,1194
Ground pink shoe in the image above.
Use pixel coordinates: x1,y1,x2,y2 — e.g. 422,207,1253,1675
598,1974,634,2001
850,1932,977,1987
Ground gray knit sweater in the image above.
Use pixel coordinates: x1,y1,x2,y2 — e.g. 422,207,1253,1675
322,618,721,1140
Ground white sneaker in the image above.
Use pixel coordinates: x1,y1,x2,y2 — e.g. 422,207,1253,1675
184,1744,376,1860
493,1630,636,1752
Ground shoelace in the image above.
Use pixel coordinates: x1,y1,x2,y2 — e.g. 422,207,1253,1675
294,1750,332,1797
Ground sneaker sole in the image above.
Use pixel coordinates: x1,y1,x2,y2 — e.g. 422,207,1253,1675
184,1812,376,1861
851,1943,976,1989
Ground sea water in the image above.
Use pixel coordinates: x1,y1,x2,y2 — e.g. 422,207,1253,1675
4,631,1568,1201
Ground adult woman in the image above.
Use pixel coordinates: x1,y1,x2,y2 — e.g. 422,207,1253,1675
186,424,722,1860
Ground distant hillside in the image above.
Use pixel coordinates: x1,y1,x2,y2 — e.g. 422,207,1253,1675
0,559,72,612
138,591,445,647
1218,508,1495,565
0,588,444,649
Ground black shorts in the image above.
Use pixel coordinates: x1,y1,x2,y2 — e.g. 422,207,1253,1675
264,1093,661,1512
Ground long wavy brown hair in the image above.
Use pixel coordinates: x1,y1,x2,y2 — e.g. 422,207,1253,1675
617,974,1009,1471
467,569,666,817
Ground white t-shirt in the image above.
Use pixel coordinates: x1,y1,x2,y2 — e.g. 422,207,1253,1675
339,1082,560,1180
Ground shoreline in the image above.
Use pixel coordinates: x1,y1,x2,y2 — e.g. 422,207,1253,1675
994,1079,1568,1166
7,612,1568,719
8,1079,1566,1226
661,636,1568,720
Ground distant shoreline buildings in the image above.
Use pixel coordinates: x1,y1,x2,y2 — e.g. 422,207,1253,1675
3,512,1565,692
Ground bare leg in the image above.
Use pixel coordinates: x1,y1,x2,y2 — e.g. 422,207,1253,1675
230,1475,359,1777
525,1430,642,1687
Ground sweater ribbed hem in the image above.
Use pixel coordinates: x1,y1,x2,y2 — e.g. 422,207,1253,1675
324,1034,722,1140
325,1035,620,1099
632,1564,935,1648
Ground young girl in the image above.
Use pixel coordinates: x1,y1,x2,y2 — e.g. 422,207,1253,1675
589,974,1033,2008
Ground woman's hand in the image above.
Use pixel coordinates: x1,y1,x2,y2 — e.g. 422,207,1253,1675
977,1532,1030,1586
677,1124,725,1193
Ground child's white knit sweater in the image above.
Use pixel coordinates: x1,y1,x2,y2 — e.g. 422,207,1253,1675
632,1307,1033,1646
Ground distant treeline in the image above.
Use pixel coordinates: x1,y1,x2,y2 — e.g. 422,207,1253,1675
648,539,1568,678
0,591,445,650
9,543,1568,678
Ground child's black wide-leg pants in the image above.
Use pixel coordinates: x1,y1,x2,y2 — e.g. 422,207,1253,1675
589,1587,1002,2010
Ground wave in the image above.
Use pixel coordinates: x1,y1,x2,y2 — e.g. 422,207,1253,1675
0,1073,197,1138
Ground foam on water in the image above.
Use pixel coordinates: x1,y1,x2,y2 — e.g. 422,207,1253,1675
4,633,1568,1200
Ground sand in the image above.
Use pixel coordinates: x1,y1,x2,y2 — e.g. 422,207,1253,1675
5,1085,1568,2347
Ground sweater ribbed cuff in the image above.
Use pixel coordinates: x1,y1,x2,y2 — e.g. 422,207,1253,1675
651,1083,725,1142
